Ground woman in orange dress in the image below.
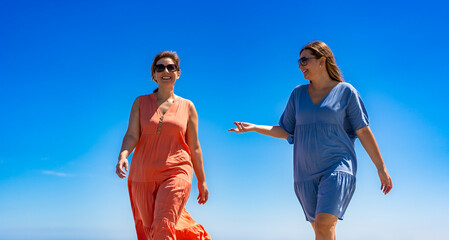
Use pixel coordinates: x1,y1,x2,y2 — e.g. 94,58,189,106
116,51,211,240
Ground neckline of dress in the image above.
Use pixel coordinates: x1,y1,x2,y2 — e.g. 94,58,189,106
306,82,341,107
150,93,180,117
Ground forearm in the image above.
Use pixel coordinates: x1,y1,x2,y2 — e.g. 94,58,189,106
357,127,386,171
254,125,290,139
190,146,207,183
118,134,139,161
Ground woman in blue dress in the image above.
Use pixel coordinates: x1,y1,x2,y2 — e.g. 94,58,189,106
229,41,392,240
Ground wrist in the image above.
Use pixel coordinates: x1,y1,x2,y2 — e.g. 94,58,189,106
376,165,386,172
252,124,261,132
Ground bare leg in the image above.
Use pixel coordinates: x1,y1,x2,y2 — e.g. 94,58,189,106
310,221,316,235
314,213,338,240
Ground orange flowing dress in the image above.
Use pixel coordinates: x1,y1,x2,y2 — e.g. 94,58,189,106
128,93,211,240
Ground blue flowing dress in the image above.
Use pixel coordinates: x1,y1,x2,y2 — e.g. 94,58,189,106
279,82,369,222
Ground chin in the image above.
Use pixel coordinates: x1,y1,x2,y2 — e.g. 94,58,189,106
158,82,175,88
160,80,174,85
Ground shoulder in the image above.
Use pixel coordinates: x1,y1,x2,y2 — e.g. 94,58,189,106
290,84,306,96
136,94,153,102
133,94,152,106
133,95,144,106
337,82,360,96
176,96,196,116
294,84,307,92
181,98,198,121
339,82,356,91
176,95,194,107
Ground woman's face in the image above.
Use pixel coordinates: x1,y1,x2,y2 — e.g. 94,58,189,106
298,49,323,80
154,57,180,87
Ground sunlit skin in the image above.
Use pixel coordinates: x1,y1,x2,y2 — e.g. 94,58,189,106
116,57,209,205
229,50,392,240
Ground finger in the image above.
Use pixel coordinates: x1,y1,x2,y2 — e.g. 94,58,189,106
125,161,129,172
116,171,124,179
118,166,126,175
236,126,243,132
381,184,386,194
238,123,246,132
202,193,207,204
198,189,206,204
386,182,393,194
236,122,243,131
116,166,123,177
200,191,205,204
117,166,126,178
228,128,237,132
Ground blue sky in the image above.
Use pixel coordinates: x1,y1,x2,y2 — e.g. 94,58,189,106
1,0,449,239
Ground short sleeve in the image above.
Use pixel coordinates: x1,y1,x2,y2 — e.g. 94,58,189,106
279,89,296,144
346,89,369,132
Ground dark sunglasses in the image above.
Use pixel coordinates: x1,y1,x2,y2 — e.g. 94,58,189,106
155,64,178,72
298,57,320,66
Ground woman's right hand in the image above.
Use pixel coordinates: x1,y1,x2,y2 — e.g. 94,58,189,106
228,122,257,133
378,168,393,195
116,158,129,179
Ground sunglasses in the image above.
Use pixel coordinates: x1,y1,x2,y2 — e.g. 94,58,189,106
298,57,320,66
155,64,179,72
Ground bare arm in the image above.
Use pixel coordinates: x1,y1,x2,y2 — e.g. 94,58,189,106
116,97,141,179
229,122,290,139
186,102,208,204
356,126,393,194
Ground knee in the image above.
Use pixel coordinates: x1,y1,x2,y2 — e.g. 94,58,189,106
314,220,335,236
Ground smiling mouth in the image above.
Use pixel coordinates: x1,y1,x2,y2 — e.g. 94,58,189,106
302,70,308,75
162,77,171,80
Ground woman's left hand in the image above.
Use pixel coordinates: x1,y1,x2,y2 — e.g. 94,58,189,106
378,169,393,195
228,122,257,133
197,181,209,205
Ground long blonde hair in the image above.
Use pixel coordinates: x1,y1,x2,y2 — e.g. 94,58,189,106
300,41,344,82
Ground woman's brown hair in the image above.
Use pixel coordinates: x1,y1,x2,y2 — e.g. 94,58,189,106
300,41,344,82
